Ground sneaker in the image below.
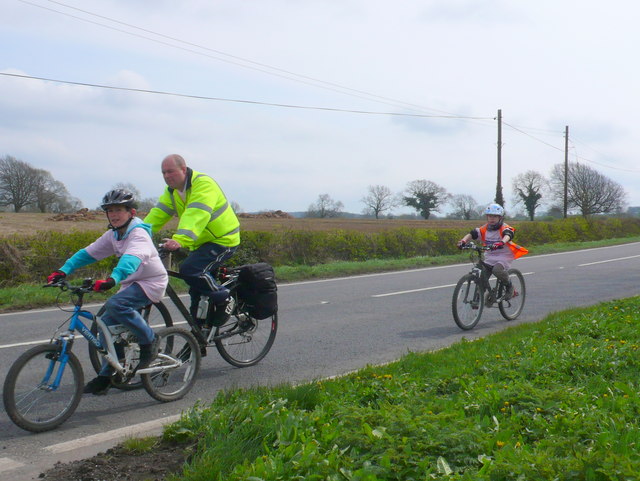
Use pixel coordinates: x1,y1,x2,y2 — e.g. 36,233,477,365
504,283,515,301
485,292,495,308
136,334,160,372
83,375,111,395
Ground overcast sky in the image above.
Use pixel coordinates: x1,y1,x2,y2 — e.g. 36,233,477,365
2,0,639,216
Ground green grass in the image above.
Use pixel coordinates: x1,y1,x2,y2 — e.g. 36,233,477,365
163,297,640,480
121,436,158,454
2,236,638,312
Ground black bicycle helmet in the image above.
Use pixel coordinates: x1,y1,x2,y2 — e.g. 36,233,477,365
100,189,137,210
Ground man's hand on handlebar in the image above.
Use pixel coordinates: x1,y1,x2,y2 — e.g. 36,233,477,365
161,238,182,251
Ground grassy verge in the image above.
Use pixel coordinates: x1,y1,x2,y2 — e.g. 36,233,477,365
162,296,640,479
2,236,639,312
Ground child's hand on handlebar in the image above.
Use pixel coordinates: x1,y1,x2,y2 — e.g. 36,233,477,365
47,270,66,284
457,240,467,249
490,241,505,250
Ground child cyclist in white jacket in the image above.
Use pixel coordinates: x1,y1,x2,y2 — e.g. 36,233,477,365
47,189,168,395
457,203,528,301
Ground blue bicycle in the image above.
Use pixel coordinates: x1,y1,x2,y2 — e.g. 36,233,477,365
2,278,201,433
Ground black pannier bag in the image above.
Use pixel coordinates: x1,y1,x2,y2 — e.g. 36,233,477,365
237,263,278,320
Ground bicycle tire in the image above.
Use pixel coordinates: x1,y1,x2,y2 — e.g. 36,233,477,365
3,344,84,433
452,274,484,330
141,326,201,402
498,269,526,321
88,301,173,390
215,311,278,367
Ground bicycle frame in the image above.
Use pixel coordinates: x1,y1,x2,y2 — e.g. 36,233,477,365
45,282,173,390
162,266,243,346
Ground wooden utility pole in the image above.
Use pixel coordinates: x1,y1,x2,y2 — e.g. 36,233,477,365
495,109,504,206
563,125,569,218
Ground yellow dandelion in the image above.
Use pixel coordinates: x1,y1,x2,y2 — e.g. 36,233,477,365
496,441,505,448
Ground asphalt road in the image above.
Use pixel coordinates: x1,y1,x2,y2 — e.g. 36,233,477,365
1,243,639,479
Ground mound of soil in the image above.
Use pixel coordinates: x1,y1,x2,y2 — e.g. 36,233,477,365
39,438,196,481
238,210,293,219
48,208,101,222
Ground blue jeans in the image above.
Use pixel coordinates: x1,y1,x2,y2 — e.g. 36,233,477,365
180,242,237,315
98,282,155,376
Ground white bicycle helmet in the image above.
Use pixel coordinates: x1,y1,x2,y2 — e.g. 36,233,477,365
484,203,504,216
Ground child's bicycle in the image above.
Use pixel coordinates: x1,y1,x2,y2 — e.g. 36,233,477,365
452,242,526,330
2,278,201,433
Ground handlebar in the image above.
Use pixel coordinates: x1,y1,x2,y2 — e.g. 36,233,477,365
459,242,492,252
43,278,94,293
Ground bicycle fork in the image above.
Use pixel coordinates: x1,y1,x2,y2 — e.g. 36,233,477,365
41,336,74,391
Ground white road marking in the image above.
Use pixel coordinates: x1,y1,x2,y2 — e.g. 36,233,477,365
0,320,185,350
0,457,24,473
372,284,457,297
372,272,535,298
579,255,640,267
44,414,182,454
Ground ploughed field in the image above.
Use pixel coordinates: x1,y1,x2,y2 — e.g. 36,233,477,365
0,212,478,237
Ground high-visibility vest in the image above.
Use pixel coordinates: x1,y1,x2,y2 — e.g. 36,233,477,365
479,223,528,259
144,168,240,249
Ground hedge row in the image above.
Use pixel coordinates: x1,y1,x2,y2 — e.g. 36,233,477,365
2,217,639,288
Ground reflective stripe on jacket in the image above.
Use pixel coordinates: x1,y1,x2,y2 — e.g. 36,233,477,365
479,223,528,259
144,168,240,249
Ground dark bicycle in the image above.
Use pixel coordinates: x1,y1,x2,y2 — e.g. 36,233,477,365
452,242,526,330
88,247,278,375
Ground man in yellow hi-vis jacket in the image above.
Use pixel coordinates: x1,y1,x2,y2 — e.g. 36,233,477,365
144,154,240,327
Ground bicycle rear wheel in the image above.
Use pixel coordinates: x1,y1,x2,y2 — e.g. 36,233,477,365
3,344,84,432
141,327,201,402
215,311,278,367
498,269,526,321
88,301,173,390
452,274,484,330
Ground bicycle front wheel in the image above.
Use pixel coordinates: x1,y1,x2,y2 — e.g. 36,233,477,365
498,269,526,321
142,327,201,403
215,312,278,367
452,274,484,330
88,301,173,390
3,344,84,433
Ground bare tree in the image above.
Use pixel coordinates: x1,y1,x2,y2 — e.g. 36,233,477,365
306,193,344,218
230,201,243,214
550,162,626,217
449,194,477,220
0,155,40,212
32,169,77,213
112,182,141,199
361,185,398,219
112,182,157,212
403,179,450,219
512,170,547,221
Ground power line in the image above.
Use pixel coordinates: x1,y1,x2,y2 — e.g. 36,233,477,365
503,120,640,173
0,71,492,120
19,0,473,119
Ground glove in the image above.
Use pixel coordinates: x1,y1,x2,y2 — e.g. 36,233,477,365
93,278,116,292
47,270,66,284
490,241,505,251
457,241,466,250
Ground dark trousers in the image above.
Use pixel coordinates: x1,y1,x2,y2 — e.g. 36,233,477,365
180,242,237,315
